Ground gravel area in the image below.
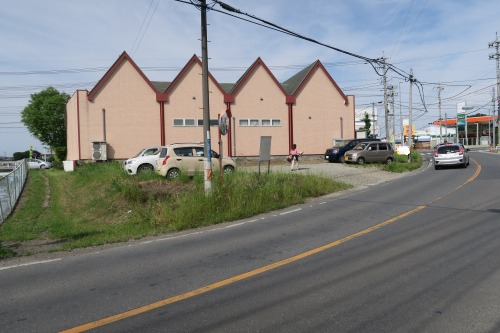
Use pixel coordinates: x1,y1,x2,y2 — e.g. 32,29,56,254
238,156,421,190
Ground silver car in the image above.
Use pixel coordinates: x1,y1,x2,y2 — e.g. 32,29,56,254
344,141,394,165
28,158,52,169
433,143,469,170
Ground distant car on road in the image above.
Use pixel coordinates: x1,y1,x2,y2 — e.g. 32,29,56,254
28,158,52,169
344,141,394,165
433,143,469,170
123,146,162,175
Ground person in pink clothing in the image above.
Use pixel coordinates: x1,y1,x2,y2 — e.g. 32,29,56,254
289,144,302,171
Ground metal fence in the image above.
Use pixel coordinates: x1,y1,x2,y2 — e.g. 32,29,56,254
0,160,28,224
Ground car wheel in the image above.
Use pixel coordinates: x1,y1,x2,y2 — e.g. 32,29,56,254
339,155,345,163
386,157,393,165
223,165,235,174
166,168,180,179
138,164,154,174
40,165,46,170
357,157,365,165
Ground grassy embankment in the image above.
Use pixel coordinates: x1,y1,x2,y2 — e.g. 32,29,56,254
0,162,352,258
0,152,422,259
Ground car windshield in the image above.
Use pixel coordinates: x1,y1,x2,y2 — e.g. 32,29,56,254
132,150,145,158
333,140,351,147
353,142,369,150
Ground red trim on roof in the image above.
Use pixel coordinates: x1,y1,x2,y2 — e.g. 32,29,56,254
293,60,348,104
87,51,159,101
231,57,289,99
164,55,230,101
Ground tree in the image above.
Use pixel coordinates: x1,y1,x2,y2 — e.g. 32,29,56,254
362,113,371,136
22,87,69,160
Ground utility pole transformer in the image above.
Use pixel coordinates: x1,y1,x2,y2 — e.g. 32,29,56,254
201,0,213,194
489,32,500,149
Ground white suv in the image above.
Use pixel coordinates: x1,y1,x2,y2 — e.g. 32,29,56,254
124,146,162,175
156,143,236,179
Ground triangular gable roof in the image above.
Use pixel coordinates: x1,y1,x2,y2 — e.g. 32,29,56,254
282,60,349,105
164,55,229,102
88,51,159,101
230,57,289,97
281,62,316,95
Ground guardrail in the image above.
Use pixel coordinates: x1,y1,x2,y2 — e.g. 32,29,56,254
0,160,28,224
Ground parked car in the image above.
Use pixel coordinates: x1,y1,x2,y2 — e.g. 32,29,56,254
344,141,394,165
433,143,469,170
156,143,236,179
123,146,163,175
324,138,381,163
28,158,52,169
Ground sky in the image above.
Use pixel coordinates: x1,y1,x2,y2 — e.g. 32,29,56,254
1,0,499,157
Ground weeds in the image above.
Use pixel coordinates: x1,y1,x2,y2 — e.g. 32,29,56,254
0,163,351,256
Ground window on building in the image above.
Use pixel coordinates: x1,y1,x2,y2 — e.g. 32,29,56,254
197,119,219,126
173,119,196,126
239,119,260,127
262,119,281,127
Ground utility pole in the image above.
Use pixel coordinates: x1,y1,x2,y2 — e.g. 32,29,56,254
201,0,213,194
381,55,390,141
399,81,403,144
388,85,396,142
436,85,444,143
408,69,414,148
492,88,496,149
445,113,448,137
489,32,500,149
372,102,376,138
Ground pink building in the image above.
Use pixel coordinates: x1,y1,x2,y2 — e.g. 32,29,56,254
66,51,355,161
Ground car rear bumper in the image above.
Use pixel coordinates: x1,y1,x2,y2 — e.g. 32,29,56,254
434,158,465,165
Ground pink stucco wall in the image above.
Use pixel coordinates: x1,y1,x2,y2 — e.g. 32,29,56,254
230,65,289,156
65,52,355,161
163,60,228,154
292,68,355,155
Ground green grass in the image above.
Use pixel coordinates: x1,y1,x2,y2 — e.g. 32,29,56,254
382,150,422,172
0,162,352,257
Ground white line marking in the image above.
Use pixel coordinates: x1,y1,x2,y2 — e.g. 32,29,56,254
0,258,61,271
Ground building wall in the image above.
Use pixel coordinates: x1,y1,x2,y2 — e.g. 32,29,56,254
163,61,227,154
66,53,356,161
292,68,355,154
230,65,289,156
83,60,161,160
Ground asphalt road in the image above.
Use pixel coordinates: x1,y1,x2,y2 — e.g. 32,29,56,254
1,151,500,332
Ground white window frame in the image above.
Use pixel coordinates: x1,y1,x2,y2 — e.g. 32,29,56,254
173,118,196,127
262,119,281,127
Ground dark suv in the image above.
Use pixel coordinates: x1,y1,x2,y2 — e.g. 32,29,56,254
324,138,381,163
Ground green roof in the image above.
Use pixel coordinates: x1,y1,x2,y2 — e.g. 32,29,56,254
151,81,171,92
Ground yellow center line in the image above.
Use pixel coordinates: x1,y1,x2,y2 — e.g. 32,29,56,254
61,161,482,332
61,206,425,333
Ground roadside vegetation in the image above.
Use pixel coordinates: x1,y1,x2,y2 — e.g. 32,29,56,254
0,162,352,259
383,150,422,172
